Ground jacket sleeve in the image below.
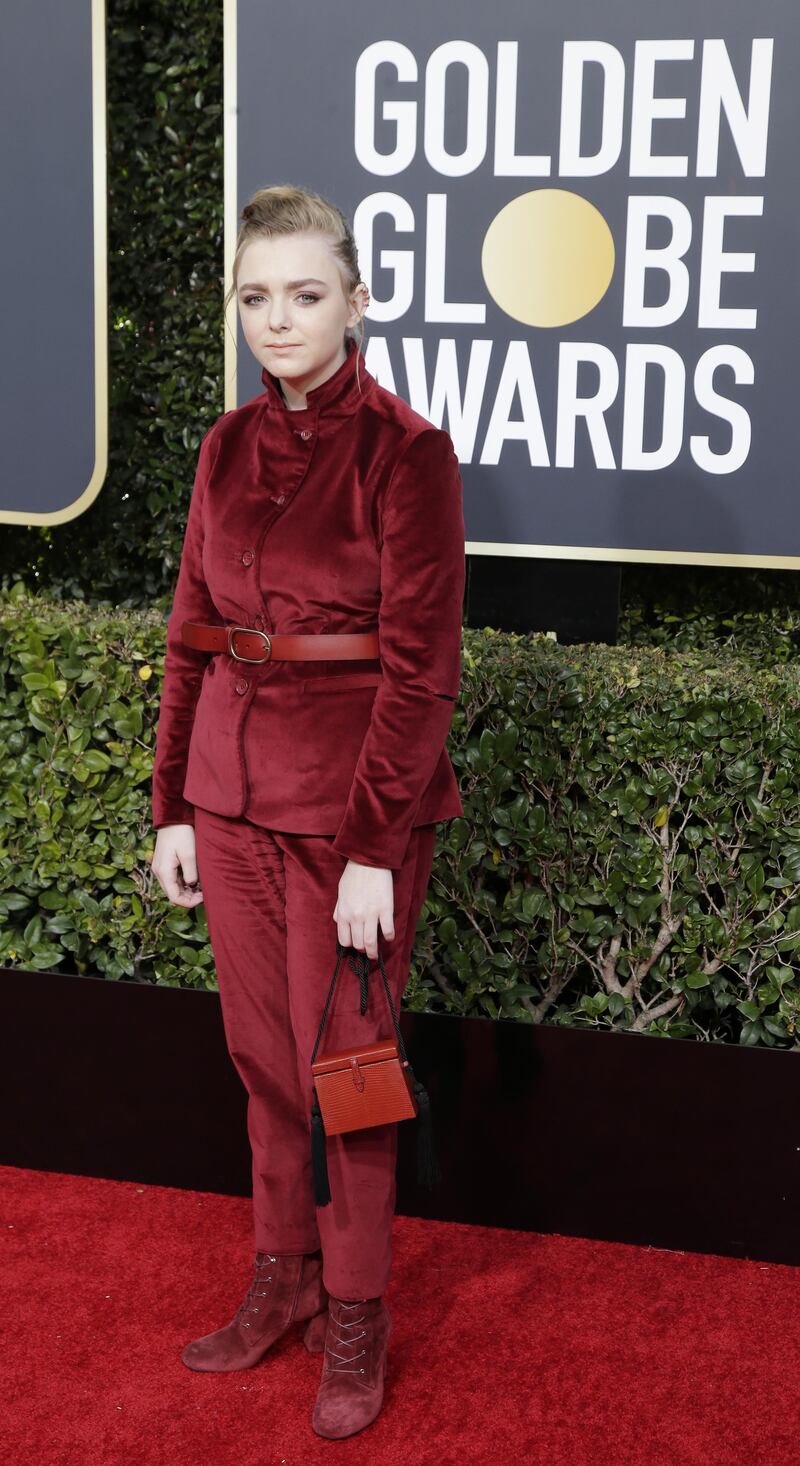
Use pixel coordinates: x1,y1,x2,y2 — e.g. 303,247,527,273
151,421,223,828
330,426,466,870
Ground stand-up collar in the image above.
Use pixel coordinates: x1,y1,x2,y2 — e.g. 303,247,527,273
260,334,373,418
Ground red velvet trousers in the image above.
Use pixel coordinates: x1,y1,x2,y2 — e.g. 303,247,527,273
193,806,437,1300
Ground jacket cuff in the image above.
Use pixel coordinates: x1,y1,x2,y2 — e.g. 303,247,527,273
330,827,417,871
152,798,196,828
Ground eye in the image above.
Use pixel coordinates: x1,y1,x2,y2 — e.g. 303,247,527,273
241,292,320,306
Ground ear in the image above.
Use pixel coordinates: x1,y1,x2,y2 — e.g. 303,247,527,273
348,280,370,325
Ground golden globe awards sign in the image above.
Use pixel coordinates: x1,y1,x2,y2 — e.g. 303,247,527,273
230,2,798,566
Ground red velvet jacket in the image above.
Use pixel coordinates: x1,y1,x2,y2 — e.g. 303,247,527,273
150,335,466,870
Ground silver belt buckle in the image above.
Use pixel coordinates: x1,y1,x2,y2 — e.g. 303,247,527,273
227,625,272,663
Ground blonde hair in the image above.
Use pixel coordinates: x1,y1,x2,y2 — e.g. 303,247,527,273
224,182,368,393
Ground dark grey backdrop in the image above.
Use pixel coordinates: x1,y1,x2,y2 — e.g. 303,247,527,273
1,0,97,518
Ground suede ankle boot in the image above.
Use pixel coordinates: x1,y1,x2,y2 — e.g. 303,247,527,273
180,1249,329,1372
311,1294,391,1439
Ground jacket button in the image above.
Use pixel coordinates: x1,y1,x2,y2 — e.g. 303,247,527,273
235,678,249,695
241,549,255,566
299,429,313,440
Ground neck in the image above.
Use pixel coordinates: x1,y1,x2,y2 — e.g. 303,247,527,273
278,343,349,410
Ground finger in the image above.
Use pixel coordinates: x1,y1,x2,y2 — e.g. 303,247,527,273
380,907,395,941
169,879,204,907
160,855,203,907
350,919,366,952
363,918,379,960
163,874,200,906
180,850,200,886
337,917,353,948
157,862,181,903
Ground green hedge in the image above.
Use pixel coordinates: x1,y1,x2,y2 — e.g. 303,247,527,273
619,562,800,661
2,583,800,1049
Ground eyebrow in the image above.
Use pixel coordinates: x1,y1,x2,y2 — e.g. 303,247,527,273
238,277,328,292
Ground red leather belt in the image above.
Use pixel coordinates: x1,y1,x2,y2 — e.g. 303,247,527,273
181,620,380,665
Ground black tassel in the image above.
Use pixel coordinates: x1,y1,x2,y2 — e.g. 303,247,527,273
310,1091,331,1206
412,1076,442,1186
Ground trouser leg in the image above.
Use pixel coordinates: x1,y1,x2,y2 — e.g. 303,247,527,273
194,805,438,1297
193,806,321,1253
273,822,437,1300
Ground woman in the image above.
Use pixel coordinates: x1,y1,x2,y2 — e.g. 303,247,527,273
150,184,466,1440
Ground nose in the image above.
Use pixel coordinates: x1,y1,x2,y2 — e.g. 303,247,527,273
267,296,291,332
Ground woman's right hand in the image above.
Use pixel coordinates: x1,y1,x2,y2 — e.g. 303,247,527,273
151,824,204,907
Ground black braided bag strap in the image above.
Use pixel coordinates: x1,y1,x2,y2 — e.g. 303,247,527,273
310,938,408,1064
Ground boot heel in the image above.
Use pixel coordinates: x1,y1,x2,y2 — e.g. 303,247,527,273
303,1308,328,1354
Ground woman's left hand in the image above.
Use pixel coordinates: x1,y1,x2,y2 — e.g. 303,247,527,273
334,860,395,960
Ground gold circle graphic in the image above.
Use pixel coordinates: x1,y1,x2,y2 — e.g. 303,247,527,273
481,189,615,328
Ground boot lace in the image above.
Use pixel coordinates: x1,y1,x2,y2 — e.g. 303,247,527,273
325,1298,369,1373
235,1252,277,1329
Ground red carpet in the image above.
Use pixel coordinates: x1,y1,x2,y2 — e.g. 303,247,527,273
4,1164,800,1465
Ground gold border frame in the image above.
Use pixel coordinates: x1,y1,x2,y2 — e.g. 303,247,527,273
222,0,800,570
2,0,108,527
223,0,238,404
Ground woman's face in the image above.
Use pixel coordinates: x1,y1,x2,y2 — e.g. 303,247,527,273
236,232,367,394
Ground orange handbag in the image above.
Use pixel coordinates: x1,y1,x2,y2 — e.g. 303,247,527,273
309,939,441,1206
